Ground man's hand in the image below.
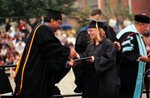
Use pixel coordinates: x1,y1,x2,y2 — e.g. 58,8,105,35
69,48,80,59
114,41,121,51
67,58,76,67
139,56,150,62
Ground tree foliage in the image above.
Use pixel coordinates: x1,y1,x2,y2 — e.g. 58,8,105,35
0,0,76,18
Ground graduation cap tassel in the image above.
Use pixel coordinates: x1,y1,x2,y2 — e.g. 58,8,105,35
96,21,99,33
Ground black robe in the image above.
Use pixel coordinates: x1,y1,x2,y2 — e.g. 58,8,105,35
0,69,12,94
14,24,70,98
80,38,120,98
117,31,147,98
74,25,118,93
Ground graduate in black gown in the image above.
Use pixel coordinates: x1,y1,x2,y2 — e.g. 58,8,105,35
76,20,120,98
74,8,120,93
14,9,78,98
117,14,150,98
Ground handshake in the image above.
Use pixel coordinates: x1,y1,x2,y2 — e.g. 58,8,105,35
69,48,80,60
67,48,94,67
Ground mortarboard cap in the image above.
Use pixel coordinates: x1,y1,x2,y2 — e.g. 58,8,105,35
88,18,106,28
134,14,150,23
44,9,64,22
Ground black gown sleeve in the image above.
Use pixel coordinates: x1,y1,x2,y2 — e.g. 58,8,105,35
37,25,70,58
75,30,90,54
36,25,70,72
121,34,141,61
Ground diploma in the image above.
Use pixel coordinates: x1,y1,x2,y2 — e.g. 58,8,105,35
73,56,92,62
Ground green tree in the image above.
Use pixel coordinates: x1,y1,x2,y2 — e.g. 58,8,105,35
114,0,132,19
66,5,90,31
105,0,111,16
0,0,76,18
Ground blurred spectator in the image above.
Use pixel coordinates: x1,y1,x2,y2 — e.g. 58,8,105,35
5,18,11,32
13,53,20,65
123,17,132,27
56,24,76,47
1,34,10,44
0,30,3,42
66,34,76,45
21,33,28,43
17,19,27,33
143,25,150,53
7,26,16,38
109,16,117,30
17,19,29,37
40,16,45,24
5,52,14,65
15,40,25,54
0,54,5,66
0,44,8,56
29,18,38,30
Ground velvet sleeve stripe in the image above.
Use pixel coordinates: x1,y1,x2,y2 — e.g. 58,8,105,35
121,35,134,52
122,40,131,46
125,36,133,41
122,43,134,48
122,46,134,52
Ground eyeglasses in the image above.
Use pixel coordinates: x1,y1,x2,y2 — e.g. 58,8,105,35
56,20,62,25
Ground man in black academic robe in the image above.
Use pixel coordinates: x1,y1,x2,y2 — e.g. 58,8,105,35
14,9,78,98
117,14,150,98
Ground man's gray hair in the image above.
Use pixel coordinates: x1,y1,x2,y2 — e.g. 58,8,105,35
90,9,102,16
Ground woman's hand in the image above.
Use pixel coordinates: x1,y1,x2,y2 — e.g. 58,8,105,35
88,56,95,63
